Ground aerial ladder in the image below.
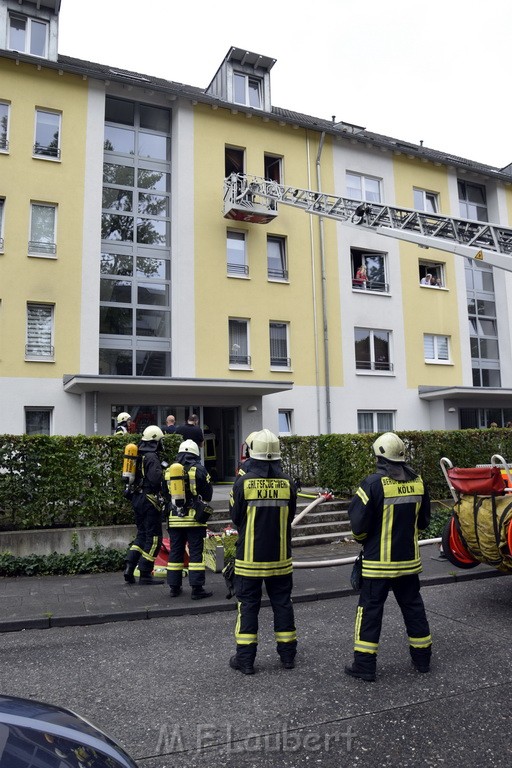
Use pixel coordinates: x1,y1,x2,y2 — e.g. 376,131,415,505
223,173,512,273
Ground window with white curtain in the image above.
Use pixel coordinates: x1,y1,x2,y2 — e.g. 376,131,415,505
227,231,248,276
346,172,382,203
29,203,56,255
267,236,287,280
26,303,54,359
424,334,450,362
357,411,395,434
270,322,290,368
229,318,250,366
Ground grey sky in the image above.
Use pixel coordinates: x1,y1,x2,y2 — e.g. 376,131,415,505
58,0,511,169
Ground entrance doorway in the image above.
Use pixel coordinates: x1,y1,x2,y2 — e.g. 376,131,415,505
203,406,239,482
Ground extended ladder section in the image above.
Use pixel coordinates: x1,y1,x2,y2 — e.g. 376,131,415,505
223,173,512,272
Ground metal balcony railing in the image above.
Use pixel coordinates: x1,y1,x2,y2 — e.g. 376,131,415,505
229,354,251,366
227,263,249,276
268,267,289,280
356,360,394,372
28,241,57,255
25,345,55,358
270,356,291,368
33,144,61,159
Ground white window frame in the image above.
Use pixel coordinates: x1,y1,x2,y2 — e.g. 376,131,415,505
354,327,393,373
351,247,388,293
357,411,395,434
26,303,54,361
233,72,262,108
267,235,288,281
34,109,61,160
29,202,57,257
419,260,445,288
346,172,382,203
413,188,439,213
278,409,293,436
227,230,248,277
424,334,450,364
229,317,251,368
8,13,48,57
270,321,291,369
25,407,53,435
0,101,10,152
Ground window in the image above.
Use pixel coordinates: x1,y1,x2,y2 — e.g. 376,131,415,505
270,322,290,368
225,146,245,177
0,198,4,252
267,236,287,280
34,109,61,158
460,408,512,429
264,154,282,184
351,248,388,292
29,203,56,255
9,14,48,57
229,318,250,366
233,72,262,108
357,411,395,434
354,328,392,372
25,408,52,435
419,261,445,287
346,172,381,203
466,258,500,388
413,188,439,213
227,231,248,276
458,180,488,222
26,303,54,359
0,102,9,151
424,334,450,362
278,410,293,435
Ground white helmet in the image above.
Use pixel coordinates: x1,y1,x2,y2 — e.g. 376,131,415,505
141,425,164,442
372,432,406,463
117,412,131,424
178,439,199,457
249,429,281,461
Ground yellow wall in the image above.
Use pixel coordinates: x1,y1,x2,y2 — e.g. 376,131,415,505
393,157,463,387
0,59,88,376
193,105,341,386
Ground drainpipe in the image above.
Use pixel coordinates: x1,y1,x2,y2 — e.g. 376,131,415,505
93,391,98,435
316,132,332,434
306,133,322,436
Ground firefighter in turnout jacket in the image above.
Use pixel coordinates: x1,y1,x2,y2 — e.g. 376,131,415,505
345,432,432,681
124,425,166,585
165,440,214,599
229,429,297,675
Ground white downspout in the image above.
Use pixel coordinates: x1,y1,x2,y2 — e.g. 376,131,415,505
316,132,332,434
306,133,322,436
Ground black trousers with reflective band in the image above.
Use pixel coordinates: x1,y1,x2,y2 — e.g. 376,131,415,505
353,574,432,669
234,574,297,664
126,493,163,575
166,526,207,588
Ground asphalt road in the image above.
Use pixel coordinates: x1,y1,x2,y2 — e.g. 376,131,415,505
1,576,511,767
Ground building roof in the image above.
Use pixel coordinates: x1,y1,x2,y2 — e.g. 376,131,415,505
2,46,511,182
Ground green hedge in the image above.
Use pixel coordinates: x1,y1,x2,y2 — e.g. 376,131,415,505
0,545,126,577
1,430,511,531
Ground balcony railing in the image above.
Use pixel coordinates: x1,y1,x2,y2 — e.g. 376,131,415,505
28,241,57,255
0,138,8,151
270,356,291,368
268,267,289,280
352,279,390,292
227,263,249,276
356,360,394,372
33,145,61,159
25,345,55,359
229,354,251,366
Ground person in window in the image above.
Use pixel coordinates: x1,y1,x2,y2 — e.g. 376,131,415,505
433,277,443,287
354,264,368,289
420,273,432,285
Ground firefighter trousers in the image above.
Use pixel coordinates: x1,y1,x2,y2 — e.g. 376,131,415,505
234,574,297,664
352,574,432,671
126,493,163,576
166,526,206,588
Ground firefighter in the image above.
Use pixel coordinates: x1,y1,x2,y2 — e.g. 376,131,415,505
123,425,166,585
114,411,132,435
236,431,258,476
165,439,213,599
345,432,432,682
229,429,297,675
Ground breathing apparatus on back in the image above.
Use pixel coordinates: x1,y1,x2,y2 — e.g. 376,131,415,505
122,443,139,487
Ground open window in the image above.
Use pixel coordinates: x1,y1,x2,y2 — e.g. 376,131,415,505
351,248,388,292
419,260,445,288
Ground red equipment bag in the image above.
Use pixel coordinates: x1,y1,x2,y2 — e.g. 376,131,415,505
447,466,505,495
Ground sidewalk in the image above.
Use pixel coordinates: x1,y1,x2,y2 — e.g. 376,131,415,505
0,541,504,633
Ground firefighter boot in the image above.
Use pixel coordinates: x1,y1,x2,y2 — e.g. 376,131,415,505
229,655,255,676
139,571,164,585
191,586,213,600
344,652,376,682
123,561,136,585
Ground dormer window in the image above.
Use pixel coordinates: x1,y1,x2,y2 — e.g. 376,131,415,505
233,72,262,108
9,14,48,57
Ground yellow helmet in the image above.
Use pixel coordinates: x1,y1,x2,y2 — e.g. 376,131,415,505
372,432,406,462
141,425,164,442
249,429,281,461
